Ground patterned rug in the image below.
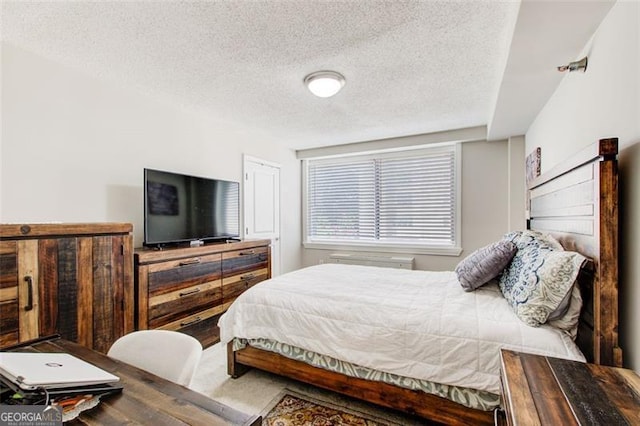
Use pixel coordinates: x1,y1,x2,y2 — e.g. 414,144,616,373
261,390,403,426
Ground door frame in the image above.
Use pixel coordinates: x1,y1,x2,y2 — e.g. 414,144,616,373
243,154,281,276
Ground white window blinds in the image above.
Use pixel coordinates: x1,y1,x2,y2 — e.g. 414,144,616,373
305,145,459,249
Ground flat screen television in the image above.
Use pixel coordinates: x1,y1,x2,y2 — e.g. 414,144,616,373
143,168,240,247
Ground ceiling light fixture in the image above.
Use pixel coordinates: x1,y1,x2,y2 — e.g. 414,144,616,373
304,71,345,98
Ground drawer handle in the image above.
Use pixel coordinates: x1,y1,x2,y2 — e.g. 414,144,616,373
179,287,201,297
179,258,201,266
180,316,202,327
239,250,255,256
24,276,34,311
240,273,255,281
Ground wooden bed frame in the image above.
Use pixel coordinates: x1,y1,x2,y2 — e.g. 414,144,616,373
527,137,621,368
227,138,620,425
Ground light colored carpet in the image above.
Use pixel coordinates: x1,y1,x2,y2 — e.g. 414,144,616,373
190,342,426,425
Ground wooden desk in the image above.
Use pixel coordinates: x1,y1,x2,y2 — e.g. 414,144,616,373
4,337,260,425
499,349,640,426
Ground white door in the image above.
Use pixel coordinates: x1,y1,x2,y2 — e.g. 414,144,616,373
243,155,281,276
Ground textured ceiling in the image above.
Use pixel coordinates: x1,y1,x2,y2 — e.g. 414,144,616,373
0,1,612,150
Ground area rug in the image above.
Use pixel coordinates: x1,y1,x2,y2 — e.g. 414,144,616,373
261,390,403,426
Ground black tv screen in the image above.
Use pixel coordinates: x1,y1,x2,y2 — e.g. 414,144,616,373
144,168,240,246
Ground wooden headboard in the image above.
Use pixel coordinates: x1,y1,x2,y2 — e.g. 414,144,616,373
527,138,621,367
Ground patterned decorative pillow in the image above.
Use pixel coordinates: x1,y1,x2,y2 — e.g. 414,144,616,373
504,230,575,318
506,229,564,251
455,240,517,292
548,284,583,339
502,230,523,244
499,238,586,327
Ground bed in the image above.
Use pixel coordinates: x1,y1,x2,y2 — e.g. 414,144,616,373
219,138,620,425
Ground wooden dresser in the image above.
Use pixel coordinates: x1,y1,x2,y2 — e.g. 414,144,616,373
499,349,640,425
0,223,134,353
134,240,270,348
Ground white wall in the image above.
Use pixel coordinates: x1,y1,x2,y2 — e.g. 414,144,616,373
302,139,511,271
507,136,526,231
526,1,640,371
0,42,302,273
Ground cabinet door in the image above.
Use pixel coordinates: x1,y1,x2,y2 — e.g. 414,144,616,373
0,241,20,346
40,234,134,352
0,240,40,347
18,241,39,342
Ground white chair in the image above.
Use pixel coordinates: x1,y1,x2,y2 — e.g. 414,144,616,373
107,330,203,387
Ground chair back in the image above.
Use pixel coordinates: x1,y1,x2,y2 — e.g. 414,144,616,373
108,330,202,387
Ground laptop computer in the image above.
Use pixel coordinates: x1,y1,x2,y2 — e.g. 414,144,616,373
0,352,119,391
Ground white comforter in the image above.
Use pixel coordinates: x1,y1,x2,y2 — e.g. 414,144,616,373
218,263,585,394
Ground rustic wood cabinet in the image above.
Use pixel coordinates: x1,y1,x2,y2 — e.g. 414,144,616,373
135,240,270,348
0,223,134,353
499,349,640,425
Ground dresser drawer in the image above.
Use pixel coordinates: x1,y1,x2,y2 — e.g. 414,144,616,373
148,280,222,328
222,247,269,277
158,303,230,348
222,268,269,304
148,253,222,295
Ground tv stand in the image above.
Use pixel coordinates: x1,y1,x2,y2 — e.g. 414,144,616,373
134,239,271,348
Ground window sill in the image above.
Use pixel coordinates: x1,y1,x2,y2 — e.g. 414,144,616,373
302,241,463,256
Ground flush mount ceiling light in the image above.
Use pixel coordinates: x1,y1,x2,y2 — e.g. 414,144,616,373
304,71,345,98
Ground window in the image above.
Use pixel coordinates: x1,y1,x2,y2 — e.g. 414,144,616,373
304,144,461,254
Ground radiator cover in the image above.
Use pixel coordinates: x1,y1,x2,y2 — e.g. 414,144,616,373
326,253,415,270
